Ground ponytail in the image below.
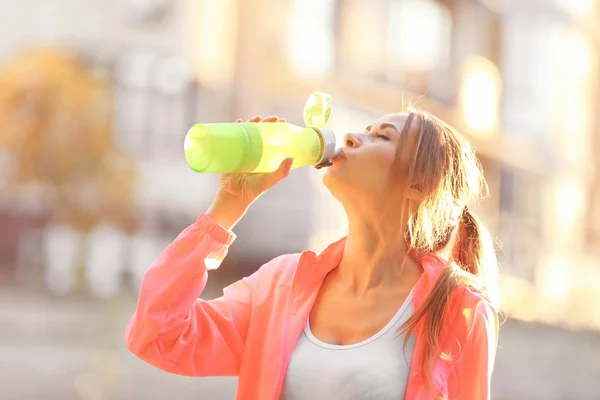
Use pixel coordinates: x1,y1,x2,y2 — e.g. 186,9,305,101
454,207,499,307
400,207,498,390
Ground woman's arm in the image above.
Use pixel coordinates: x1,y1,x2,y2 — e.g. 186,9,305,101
125,115,294,377
125,213,257,377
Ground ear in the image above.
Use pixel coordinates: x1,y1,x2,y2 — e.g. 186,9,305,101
405,185,426,201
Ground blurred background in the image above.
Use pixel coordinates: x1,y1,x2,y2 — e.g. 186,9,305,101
0,0,599,399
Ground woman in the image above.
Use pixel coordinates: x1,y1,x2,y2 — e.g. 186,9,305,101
125,111,499,399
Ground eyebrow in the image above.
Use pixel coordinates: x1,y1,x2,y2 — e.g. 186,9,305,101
365,122,400,133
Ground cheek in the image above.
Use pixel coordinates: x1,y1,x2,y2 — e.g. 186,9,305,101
358,148,396,174
349,154,395,189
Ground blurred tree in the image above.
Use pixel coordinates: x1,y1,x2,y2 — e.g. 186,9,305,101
0,48,138,289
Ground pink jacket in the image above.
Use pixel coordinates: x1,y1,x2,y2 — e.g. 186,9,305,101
126,213,498,399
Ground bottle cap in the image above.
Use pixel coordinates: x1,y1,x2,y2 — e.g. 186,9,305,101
314,127,338,169
184,124,262,173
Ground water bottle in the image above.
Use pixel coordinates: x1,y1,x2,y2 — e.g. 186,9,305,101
184,92,338,173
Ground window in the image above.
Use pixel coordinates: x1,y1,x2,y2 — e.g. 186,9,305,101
386,0,452,73
502,16,596,153
287,0,337,78
556,28,596,163
555,0,597,16
587,182,600,251
113,50,196,159
191,0,240,87
497,165,543,283
460,56,502,136
385,0,453,97
336,0,388,76
335,0,453,99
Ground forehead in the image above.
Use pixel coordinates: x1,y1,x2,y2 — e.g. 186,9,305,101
370,113,412,133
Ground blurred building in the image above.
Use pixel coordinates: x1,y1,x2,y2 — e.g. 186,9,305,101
0,0,599,330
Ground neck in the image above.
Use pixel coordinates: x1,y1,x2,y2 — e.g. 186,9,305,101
336,206,418,294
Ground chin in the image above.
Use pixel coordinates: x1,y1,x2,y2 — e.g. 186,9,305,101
321,166,337,189
322,168,350,201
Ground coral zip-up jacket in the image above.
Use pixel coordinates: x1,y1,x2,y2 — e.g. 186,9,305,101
125,213,498,400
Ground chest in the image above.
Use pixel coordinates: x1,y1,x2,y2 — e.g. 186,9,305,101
309,285,414,346
282,321,415,400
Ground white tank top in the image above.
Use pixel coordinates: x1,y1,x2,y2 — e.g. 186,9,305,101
281,291,415,400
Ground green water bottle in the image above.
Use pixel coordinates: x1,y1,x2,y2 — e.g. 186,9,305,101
184,92,338,173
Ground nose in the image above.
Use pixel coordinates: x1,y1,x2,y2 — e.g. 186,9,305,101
343,133,361,148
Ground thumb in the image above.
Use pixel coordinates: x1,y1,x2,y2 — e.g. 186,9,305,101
264,158,294,187
278,157,294,176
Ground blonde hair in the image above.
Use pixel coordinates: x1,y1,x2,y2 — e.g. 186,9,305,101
394,110,499,388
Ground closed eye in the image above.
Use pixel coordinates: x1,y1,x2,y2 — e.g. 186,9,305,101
366,122,399,141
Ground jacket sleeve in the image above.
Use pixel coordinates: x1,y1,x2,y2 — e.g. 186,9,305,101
124,213,257,377
455,298,499,400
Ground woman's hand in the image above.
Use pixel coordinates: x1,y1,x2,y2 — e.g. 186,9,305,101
207,115,293,230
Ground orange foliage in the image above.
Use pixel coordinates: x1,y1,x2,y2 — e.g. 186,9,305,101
0,47,138,231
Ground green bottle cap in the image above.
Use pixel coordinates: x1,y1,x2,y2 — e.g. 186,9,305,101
184,123,263,173
303,91,332,129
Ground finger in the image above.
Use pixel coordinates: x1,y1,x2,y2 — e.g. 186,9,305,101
247,115,261,122
236,118,243,123
279,118,286,123
263,115,278,122
264,158,294,187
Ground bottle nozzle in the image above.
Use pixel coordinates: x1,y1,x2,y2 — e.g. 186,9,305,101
304,91,337,169
303,91,332,129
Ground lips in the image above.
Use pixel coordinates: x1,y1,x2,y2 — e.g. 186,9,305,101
331,149,346,162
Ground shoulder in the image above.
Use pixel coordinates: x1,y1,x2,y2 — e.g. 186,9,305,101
221,252,304,304
225,252,305,307
247,252,305,289
448,284,499,344
452,284,494,311
421,253,497,327
259,252,303,279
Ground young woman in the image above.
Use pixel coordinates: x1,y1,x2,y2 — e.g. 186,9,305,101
125,111,499,399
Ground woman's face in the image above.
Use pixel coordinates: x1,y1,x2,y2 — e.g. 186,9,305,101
323,112,420,206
